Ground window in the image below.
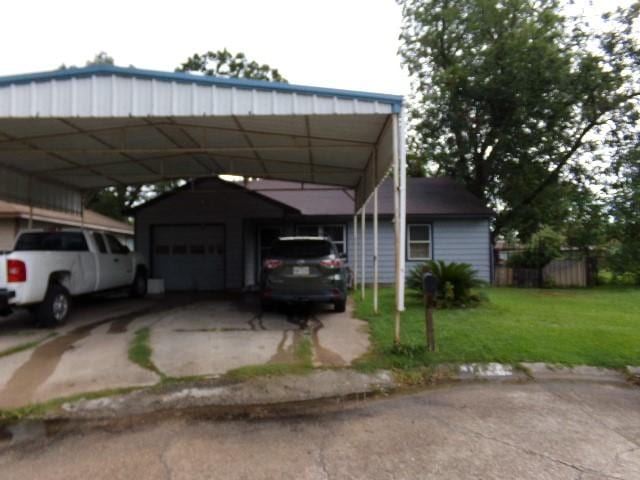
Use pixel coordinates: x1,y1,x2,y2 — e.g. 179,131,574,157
295,225,346,255
14,232,89,252
407,224,432,260
105,234,129,254
173,245,187,254
155,245,170,255
93,233,107,254
270,239,333,259
190,245,205,255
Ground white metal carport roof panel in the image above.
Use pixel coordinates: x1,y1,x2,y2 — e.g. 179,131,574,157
0,66,401,118
0,65,403,212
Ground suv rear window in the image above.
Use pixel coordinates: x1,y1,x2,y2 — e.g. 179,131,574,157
269,240,333,259
14,232,89,252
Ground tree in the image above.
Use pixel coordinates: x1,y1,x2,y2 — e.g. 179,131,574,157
87,182,181,221
87,51,114,66
398,0,640,240
607,142,640,284
176,49,287,82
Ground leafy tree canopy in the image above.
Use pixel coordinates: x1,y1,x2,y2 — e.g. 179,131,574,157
176,49,287,83
607,140,640,283
398,0,640,240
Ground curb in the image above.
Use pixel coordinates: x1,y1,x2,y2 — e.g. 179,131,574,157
1,363,638,449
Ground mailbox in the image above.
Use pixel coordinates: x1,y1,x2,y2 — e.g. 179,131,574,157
422,272,439,295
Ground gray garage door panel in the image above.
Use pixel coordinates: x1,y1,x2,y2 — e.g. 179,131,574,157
152,225,225,291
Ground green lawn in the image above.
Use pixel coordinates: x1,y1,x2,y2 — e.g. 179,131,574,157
354,287,640,370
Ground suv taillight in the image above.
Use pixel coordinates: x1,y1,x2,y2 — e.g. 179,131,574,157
7,259,26,283
320,258,343,269
263,259,283,270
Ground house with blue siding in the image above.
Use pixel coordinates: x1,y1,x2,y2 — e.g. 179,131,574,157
132,176,493,291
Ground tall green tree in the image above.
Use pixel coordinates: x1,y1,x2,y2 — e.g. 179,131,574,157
607,142,640,283
399,0,640,239
177,49,287,82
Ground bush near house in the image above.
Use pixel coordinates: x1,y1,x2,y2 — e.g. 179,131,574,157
506,226,565,270
406,260,484,308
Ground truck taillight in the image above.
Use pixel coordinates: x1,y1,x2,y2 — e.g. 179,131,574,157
263,259,283,270
7,259,26,283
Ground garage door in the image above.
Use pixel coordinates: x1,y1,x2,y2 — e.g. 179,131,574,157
152,225,225,291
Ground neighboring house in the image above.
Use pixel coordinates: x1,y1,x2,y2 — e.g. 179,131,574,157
132,176,493,292
0,200,134,251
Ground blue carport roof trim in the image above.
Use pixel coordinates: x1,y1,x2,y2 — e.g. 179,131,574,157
0,65,404,112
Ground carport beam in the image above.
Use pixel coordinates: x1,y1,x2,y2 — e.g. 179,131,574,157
361,207,365,300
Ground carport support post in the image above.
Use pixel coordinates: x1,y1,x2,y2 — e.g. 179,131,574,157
361,207,365,300
373,186,379,314
27,177,33,229
392,112,406,344
353,214,358,291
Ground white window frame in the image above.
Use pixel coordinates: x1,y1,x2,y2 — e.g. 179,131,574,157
407,224,432,261
295,224,347,256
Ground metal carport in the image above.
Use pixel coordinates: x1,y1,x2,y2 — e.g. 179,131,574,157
0,65,407,341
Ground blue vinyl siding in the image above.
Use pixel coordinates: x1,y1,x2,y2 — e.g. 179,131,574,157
347,218,491,284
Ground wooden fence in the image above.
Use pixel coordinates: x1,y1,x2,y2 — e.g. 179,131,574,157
494,258,591,287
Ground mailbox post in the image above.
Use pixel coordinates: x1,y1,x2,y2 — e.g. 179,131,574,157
422,267,438,352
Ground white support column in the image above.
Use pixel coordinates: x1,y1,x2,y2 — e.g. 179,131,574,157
353,214,358,291
398,108,407,313
27,177,33,229
373,186,379,314
392,114,401,344
361,207,366,300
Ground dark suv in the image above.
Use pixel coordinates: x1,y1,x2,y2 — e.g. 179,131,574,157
260,237,348,312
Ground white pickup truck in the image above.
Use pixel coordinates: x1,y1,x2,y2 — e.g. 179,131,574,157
0,229,148,326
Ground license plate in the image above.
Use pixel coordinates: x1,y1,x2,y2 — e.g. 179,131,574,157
292,266,309,276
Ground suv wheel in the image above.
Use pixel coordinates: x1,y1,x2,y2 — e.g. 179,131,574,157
334,299,346,313
36,283,71,327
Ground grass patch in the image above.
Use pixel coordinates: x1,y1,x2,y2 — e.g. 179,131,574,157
225,362,313,381
0,387,140,423
355,286,640,370
0,333,57,359
128,327,163,377
225,334,314,381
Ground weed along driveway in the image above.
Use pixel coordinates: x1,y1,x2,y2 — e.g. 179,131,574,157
0,294,369,409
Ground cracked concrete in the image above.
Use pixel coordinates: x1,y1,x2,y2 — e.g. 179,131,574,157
0,294,369,407
1,381,639,479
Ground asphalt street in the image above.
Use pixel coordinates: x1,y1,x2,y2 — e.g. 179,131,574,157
2,380,639,479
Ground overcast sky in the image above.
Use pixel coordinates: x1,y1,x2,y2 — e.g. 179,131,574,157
0,0,633,98
0,0,409,95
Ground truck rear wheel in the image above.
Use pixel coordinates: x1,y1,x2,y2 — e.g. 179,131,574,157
36,283,71,327
129,270,148,298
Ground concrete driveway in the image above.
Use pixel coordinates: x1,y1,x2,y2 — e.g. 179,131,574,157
0,293,369,408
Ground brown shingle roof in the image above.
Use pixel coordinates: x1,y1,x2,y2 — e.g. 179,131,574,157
246,177,493,217
0,200,133,235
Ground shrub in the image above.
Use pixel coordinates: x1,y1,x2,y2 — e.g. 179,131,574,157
507,226,564,269
406,260,484,308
